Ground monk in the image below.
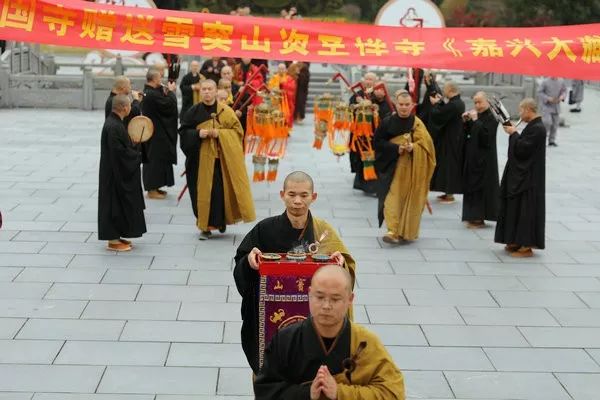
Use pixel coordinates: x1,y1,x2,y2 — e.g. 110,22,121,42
178,79,255,240
268,63,297,128
254,265,405,399
234,171,356,374
374,90,436,243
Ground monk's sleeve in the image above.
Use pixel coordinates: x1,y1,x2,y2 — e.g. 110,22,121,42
233,225,260,297
337,341,406,400
253,334,311,400
178,112,201,158
373,119,399,157
511,125,545,161
218,109,244,141
108,125,142,181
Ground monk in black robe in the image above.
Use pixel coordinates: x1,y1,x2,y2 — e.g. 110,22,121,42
104,76,142,127
179,60,204,120
255,265,405,400
234,172,356,374
495,98,546,258
179,79,255,240
200,57,227,83
462,92,500,228
349,72,378,194
142,68,178,200
98,95,146,252
294,62,310,123
428,81,466,203
416,71,441,128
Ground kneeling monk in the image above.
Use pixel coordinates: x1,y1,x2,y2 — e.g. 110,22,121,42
179,79,255,239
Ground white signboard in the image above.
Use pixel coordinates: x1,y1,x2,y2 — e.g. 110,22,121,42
375,0,445,28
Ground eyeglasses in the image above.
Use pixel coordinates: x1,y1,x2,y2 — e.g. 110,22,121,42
309,294,343,306
341,341,367,383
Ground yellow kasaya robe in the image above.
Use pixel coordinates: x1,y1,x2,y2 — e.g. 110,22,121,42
375,115,435,240
195,103,256,231
254,318,405,400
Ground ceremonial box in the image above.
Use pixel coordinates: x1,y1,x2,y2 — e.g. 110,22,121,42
257,253,330,367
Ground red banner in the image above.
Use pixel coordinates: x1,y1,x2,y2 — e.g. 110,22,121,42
1,0,599,79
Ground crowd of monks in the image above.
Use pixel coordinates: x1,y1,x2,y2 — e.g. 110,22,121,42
98,58,547,398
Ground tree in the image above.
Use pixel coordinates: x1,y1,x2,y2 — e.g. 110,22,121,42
503,0,600,26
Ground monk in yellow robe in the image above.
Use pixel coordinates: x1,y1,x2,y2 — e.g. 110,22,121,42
374,90,435,243
268,63,297,128
178,79,256,240
254,265,405,399
234,171,356,374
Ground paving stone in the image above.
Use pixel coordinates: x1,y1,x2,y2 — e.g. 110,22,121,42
484,348,600,372
55,341,170,366
0,365,104,392
356,274,442,289
458,307,559,326
468,262,553,276
82,301,179,320
445,371,571,400
167,343,247,367
69,255,153,269
438,275,527,290
403,371,454,399
15,268,104,283
404,289,497,306
545,263,600,277
178,302,240,322
17,319,125,341
388,346,495,371
518,277,600,291
0,267,23,282
13,231,92,243
102,270,189,285
353,289,408,305
33,394,154,400
120,321,223,343
364,324,428,346
366,305,464,324
577,292,600,307
222,321,242,344
45,283,140,301
188,271,236,286
136,285,227,302
491,290,588,308
548,308,600,327
0,299,86,318
217,368,253,396
555,373,600,400
520,327,600,348
422,325,529,347
0,282,51,299
0,339,63,364
151,256,232,271
389,261,473,275
0,241,46,254
0,318,26,339
0,254,72,268
421,249,500,262
97,366,218,395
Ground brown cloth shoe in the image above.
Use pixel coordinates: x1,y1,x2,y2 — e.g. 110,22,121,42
147,190,166,200
466,221,485,229
504,244,520,252
510,247,533,258
107,242,132,252
382,232,402,244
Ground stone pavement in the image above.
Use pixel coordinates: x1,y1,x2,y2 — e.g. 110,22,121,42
1,89,600,400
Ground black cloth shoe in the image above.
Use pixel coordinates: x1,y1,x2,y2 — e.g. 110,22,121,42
548,142,558,147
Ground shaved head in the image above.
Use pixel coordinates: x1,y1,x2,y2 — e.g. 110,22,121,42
473,91,490,113
311,265,353,294
520,97,538,113
112,76,131,93
111,94,131,112
443,81,459,97
283,171,314,192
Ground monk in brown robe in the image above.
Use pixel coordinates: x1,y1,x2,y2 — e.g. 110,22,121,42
374,90,436,243
178,79,255,240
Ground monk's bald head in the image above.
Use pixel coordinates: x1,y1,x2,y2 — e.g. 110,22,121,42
443,81,459,98
473,91,490,113
112,76,131,94
311,265,353,295
283,171,314,192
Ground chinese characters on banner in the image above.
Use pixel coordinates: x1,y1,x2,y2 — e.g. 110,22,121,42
1,0,599,79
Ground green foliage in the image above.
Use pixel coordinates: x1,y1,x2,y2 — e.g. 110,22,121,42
503,0,600,26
